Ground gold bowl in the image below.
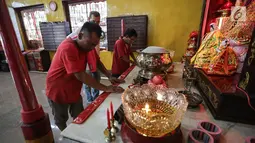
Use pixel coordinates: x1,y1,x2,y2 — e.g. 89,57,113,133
122,84,188,137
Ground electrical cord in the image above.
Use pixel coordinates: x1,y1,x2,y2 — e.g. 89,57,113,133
236,84,255,112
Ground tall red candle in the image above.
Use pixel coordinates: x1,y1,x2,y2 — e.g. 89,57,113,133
110,101,114,120
121,19,124,36
107,108,110,129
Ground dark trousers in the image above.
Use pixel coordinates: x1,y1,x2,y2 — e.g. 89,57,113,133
48,98,84,131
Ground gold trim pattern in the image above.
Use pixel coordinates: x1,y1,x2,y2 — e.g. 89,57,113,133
239,72,250,90
206,85,219,108
248,41,255,66
212,93,219,108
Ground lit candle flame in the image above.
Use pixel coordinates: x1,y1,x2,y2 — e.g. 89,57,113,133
142,103,151,113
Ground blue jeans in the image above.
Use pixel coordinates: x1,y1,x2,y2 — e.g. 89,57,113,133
84,70,101,103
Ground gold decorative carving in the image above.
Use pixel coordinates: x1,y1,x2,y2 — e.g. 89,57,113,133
248,41,255,66
239,72,250,90
212,93,219,108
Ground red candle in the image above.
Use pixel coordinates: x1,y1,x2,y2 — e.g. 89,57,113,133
110,101,114,120
107,108,110,129
121,19,124,36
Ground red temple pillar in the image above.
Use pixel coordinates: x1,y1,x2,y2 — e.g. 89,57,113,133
0,0,53,142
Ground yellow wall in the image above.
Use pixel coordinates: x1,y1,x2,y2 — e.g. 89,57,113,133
100,51,113,69
6,0,66,21
108,0,203,61
6,0,203,69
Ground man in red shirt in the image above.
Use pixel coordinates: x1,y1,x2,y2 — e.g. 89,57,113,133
46,22,124,131
112,28,138,78
67,11,123,103
84,11,102,103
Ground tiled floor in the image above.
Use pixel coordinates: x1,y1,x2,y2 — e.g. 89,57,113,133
0,71,111,143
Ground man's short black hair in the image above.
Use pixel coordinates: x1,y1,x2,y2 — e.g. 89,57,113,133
89,11,100,18
124,28,138,38
80,22,102,38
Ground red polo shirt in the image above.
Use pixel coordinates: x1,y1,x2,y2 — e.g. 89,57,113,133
67,31,100,73
112,38,131,75
46,38,87,104
87,48,100,72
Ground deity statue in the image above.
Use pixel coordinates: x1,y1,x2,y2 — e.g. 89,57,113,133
191,0,254,75
182,31,198,63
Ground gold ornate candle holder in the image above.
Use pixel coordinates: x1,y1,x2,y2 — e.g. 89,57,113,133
110,119,119,134
122,84,188,137
104,128,116,142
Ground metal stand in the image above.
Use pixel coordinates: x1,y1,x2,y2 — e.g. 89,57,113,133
111,119,119,134
104,128,116,142
180,60,202,108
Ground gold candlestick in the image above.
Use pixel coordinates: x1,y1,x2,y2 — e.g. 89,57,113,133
110,119,119,133
104,128,116,143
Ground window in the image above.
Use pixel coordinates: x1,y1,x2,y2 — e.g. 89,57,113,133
68,1,107,48
16,5,47,49
9,7,24,51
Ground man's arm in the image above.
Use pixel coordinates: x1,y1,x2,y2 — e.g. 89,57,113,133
62,47,123,93
115,41,135,64
75,71,107,90
120,55,135,64
74,71,124,92
97,60,111,78
97,60,125,84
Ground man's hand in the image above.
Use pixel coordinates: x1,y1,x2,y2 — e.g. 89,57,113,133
109,76,125,84
105,85,125,93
